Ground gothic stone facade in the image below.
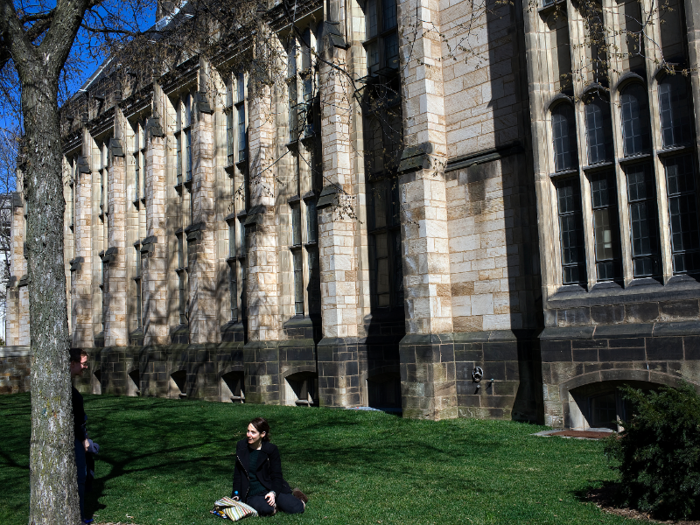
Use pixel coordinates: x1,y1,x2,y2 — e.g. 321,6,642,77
5,0,700,428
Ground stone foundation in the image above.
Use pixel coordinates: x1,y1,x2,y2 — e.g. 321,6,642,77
541,322,700,428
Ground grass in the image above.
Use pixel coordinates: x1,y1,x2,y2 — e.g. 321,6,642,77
0,393,633,525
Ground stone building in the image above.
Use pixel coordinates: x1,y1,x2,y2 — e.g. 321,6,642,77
4,0,700,428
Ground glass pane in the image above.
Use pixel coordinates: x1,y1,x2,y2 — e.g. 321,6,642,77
303,76,313,102
366,0,378,39
291,204,302,246
293,250,304,315
306,200,318,243
176,134,182,178
383,0,397,31
237,106,246,160
594,209,614,260
626,164,659,277
370,181,387,230
302,28,312,70
585,99,612,165
620,84,651,156
393,230,403,304
237,73,245,104
658,76,692,148
376,258,390,306
185,129,192,180
551,105,578,172
229,265,238,322
590,172,620,281
228,223,236,259
307,248,321,316
666,155,700,274
556,178,587,285
367,42,379,74
288,39,297,77
384,32,399,70
134,154,140,201
184,95,191,127
375,232,389,259
227,111,234,164
289,82,298,142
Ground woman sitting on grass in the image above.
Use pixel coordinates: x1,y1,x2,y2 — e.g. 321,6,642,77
232,417,308,516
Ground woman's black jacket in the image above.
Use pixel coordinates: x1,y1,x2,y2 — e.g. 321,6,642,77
232,439,292,500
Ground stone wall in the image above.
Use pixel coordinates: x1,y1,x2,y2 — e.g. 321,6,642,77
0,347,31,394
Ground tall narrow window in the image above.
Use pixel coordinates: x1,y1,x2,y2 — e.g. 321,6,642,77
290,203,303,315
301,28,312,71
132,119,147,202
306,200,318,244
626,163,659,277
236,73,247,163
590,172,621,281
658,75,693,149
363,0,399,75
177,234,187,325
556,178,587,285
102,260,108,333
585,97,613,165
228,221,238,322
665,154,700,274
551,104,578,172
289,75,299,142
620,83,651,157
184,95,192,181
135,247,142,329
70,160,76,230
239,220,247,319
133,127,140,202
367,179,403,308
226,82,234,167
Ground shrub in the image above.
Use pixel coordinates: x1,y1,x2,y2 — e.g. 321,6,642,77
605,382,700,520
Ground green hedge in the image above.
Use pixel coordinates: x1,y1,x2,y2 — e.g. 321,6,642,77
605,383,700,520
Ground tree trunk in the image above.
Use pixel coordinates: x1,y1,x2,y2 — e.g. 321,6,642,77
22,66,79,525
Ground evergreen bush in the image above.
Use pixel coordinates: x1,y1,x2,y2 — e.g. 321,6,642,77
605,383,700,520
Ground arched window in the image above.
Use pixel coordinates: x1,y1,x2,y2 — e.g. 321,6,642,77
551,103,578,172
658,75,693,148
584,96,613,165
620,83,651,156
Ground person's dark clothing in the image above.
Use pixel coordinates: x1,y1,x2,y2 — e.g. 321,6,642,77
74,439,87,519
72,386,87,442
232,439,299,506
247,493,304,516
72,386,88,520
247,449,267,497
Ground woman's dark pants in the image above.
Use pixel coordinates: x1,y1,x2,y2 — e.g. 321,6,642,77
247,493,304,516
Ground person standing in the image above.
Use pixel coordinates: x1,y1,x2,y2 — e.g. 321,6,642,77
70,348,91,524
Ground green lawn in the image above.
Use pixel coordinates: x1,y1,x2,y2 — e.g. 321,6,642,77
0,393,634,524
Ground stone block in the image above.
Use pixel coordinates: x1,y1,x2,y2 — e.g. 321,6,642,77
541,340,572,362
625,302,660,323
659,300,700,320
646,337,684,361
599,347,646,361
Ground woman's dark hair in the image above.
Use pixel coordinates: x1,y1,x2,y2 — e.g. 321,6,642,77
249,417,271,442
